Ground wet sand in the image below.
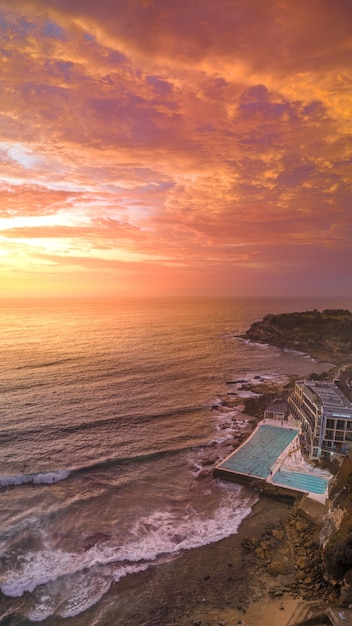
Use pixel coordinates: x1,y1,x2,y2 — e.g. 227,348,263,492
93,492,302,626
174,494,299,626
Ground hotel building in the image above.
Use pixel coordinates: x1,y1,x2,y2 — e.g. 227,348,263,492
288,381,352,460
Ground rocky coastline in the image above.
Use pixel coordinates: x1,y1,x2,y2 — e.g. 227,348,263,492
240,308,352,366
191,309,352,625
100,309,352,626
174,495,335,626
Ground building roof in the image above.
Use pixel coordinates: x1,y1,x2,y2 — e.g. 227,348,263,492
304,382,352,420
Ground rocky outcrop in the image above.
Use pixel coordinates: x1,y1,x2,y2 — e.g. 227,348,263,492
232,310,352,607
242,309,352,365
241,509,339,605
319,455,352,605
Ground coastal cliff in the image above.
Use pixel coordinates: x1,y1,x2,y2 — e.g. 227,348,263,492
241,309,352,607
321,454,352,606
242,308,352,365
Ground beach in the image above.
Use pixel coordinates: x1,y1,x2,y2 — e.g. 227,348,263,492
174,495,299,626
96,493,320,626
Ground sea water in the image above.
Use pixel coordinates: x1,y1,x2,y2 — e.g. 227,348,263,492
0,296,350,625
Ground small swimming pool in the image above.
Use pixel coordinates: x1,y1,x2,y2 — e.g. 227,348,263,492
272,470,328,494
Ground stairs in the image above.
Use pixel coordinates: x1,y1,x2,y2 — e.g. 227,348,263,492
286,600,330,625
287,601,352,625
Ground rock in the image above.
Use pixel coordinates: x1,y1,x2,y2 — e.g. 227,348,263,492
296,556,312,570
202,455,219,466
270,589,284,597
241,537,258,551
255,547,266,560
267,560,290,576
295,520,309,533
272,529,285,541
304,539,318,550
340,579,352,607
197,469,213,479
280,546,291,558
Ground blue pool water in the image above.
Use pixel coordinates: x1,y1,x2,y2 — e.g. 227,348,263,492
218,425,299,479
272,470,328,494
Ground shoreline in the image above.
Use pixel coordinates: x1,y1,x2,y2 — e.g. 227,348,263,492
100,491,322,626
176,494,298,626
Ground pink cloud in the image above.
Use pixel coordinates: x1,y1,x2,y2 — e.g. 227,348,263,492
0,0,351,296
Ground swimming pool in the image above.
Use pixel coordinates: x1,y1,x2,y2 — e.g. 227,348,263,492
218,424,299,479
272,470,329,494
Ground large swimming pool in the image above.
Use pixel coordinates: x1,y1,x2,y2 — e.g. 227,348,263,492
218,424,299,479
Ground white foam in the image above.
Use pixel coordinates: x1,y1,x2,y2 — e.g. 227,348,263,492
0,470,70,488
124,485,256,561
227,372,289,391
26,562,150,622
0,485,257,621
235,389,261,398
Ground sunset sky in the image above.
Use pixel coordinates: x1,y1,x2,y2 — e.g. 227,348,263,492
0,0,351,297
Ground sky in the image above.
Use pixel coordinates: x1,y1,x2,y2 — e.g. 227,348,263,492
0,0,351,298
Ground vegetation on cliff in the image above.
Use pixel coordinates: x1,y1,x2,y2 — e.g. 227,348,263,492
242,308,352,364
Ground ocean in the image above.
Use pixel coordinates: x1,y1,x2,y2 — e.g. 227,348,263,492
0,296,350,625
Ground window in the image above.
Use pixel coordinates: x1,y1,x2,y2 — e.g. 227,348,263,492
337,420,346,430
326,419,335,429
325,430,334,440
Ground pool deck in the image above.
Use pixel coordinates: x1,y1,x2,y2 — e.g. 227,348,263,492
214,419,330,504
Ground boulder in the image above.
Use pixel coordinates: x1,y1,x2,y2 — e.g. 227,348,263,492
271,529,285,541
267,560,290,576
296,556,312,570
295,520,309,533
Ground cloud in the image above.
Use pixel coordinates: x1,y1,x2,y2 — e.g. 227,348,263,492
0,0,351,296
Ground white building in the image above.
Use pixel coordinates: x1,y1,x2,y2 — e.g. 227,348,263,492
288,381,352,460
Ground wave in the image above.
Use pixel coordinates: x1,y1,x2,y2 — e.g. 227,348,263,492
0,442,209,492
70,442,216,477
0,403,203,443
0,469,70,489
15,357,80,370
60,403,203,433
0,484,257,621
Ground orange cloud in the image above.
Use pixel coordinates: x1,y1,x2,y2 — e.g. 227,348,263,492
0,0,351,296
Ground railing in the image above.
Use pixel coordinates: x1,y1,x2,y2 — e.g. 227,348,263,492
288,397,315,432
321,443,349,456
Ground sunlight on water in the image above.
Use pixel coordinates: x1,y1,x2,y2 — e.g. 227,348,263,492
0,296,350,624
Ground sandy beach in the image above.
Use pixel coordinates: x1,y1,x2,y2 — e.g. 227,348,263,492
174,494,301,626
104,490,323,626
183,594,301,626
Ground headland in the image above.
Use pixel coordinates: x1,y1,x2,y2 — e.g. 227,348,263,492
197,308,352,625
